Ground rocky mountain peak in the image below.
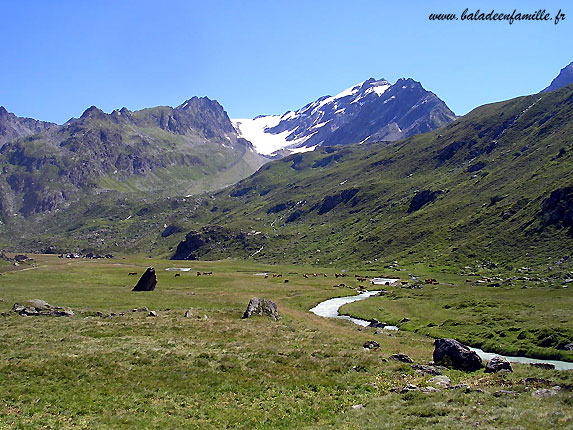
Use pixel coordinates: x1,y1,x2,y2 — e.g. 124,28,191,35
80,105,107,120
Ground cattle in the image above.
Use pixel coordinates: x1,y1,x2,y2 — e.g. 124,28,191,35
264,275,269,279
128,272,138,276
202,272,213,275
174,273,180,277
303,274,309,278
197,272,202,276
284,279,289,283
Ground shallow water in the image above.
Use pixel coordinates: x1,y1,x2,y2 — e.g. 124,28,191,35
310,290,573,370
309,290,398,330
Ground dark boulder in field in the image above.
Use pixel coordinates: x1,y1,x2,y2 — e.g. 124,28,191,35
485,356,513,373
433,338,483,371
242,298,279,320
132,267,157,292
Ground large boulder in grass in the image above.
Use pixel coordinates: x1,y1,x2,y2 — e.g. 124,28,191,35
132,267,157,292
485,356,513,373
433,338,483,371
242,298,279,320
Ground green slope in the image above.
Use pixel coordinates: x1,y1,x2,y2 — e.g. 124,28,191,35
168,85,573,268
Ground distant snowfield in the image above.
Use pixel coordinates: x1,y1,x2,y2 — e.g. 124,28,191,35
232,78,393,156
232,116,312,155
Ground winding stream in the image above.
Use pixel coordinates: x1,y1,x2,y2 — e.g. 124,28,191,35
310,289,573,371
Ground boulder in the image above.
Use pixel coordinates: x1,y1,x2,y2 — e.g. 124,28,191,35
485,356,513,373
429,375,451,388
389,353,414,363
363,340,380,349
132,267,157,292
433,338,483,371
242,298,279,320
367,318,386,328
411,364,444,376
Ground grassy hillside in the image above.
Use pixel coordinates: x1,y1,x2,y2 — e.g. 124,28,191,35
166,85,573,269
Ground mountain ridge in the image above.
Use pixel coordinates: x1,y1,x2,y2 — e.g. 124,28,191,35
233,77,456,156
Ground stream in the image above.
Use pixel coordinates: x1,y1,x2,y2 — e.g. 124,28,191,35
310,289,573,371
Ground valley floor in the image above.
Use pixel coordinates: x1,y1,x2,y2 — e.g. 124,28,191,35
0,255,571,429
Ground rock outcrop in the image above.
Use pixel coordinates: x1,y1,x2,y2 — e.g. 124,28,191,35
242,298,279,320
132,267,157,291
433,338,483,371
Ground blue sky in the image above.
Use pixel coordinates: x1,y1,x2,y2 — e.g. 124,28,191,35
1,0,571,124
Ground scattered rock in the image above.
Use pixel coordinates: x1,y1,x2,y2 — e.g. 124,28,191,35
389,353,413,363
494,390,518,397
132,267,157,292
529,362,556,370
363,340,380,349
184,309,193,318
485,356,513,373
242,298,279,320
12,300,74,317
433,338,483,371
533,386,561,398
351,404,364,410
561,343,573,351
429,375,451,388
419,386,440,393
411,364,444,376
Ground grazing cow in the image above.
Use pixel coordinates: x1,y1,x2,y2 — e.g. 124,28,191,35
303,274,309,278
272,274,277,278
277,274,282,278
324,274,328,277
174,273,180,277
197,272,202,276
128,272,137,276
284,279,289,283
312,273,318,277
264,275,269,279
203,272,213,275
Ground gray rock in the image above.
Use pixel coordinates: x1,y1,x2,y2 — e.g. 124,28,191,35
485,356,513,373
411,364,444,376
367,318,386,328
12,300,74,317
184,309,193,318
429,375,451,388
242,298,279,320
561,342,573,351
433,338,483,371
132,267,157,292
389,353,413,363
533,386,561,398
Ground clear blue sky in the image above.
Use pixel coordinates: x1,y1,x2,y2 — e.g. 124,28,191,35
1,0,571,124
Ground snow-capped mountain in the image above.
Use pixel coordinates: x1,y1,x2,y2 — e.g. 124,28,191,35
233,77,456,156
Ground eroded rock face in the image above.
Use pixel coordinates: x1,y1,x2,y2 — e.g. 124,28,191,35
485,356,513,373
242,298,278,320
132,267,157,292
433,338,483,372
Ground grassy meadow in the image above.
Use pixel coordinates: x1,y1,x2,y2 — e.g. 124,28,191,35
0,255,571,429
